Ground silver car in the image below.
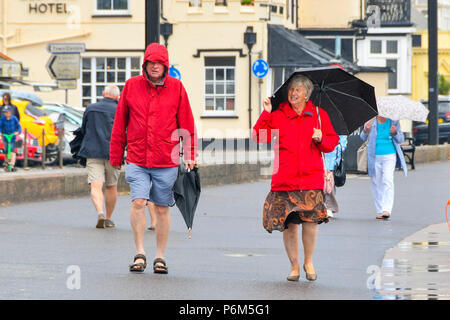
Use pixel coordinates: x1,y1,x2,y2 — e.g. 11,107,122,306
40,102,84,160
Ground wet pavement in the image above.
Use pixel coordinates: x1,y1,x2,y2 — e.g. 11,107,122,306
0,160,448,299
375,223,450,300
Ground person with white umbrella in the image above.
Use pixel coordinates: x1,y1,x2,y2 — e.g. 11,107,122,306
359,95,426,220
360,115,407,220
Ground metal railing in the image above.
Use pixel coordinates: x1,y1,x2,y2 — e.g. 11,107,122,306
41,129,46,170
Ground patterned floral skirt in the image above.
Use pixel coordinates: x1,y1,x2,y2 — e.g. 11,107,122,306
262,189,328,233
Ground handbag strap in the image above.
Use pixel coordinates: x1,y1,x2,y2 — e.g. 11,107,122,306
316,106,327,175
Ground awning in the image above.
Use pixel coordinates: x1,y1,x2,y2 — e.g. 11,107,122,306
268,24,359,72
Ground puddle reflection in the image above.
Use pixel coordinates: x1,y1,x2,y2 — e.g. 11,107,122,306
374,235,450,300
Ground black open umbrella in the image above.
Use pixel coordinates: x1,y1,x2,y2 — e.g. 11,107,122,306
271,66,378,135
173,165,201,239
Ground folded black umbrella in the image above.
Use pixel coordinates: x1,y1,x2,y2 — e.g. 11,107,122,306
271,66,378,135
173,165,201,239
69,127,86,167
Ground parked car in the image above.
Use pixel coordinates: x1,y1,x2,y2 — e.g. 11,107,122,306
0,98,60,163
413,122,450,145
0,89,43,106
419,97,450,123
413,97,450,145
42,102,84,113
39,103,83,159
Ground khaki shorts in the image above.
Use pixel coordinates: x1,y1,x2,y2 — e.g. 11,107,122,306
86,158,120,186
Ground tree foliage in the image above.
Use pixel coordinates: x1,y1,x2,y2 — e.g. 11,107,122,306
439,74,450,96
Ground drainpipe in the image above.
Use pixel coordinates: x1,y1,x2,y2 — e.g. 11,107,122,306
160,0,168,21
353,0,367,64
3,0,7,55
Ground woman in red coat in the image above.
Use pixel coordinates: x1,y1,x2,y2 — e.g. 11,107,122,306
253,75,338,282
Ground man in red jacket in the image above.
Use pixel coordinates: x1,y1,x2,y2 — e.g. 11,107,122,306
110,43,197,274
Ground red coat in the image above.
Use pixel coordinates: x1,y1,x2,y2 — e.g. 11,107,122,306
252,100,339,191
110,43,197,167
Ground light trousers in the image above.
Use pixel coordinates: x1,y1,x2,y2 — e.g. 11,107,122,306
370,153,396,214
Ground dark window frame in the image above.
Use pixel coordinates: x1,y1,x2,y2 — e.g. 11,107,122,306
386,59,398,90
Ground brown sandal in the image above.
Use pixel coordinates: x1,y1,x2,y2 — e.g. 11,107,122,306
153,258,168,274
129,254,147,273
96,214,106,228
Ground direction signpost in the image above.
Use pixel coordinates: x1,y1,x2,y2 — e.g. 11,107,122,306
57,79,77,90
46,54,80,80
46,43,86,54
46,42,85,104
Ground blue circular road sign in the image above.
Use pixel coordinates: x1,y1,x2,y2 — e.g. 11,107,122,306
169,66,181,80
252,59,269,78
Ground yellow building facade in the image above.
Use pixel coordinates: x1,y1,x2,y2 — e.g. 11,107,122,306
1,0,294,140
412,30,450,101
1,0,389,140
298,0,364,28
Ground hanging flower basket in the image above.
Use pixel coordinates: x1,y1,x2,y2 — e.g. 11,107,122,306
241,0,255,6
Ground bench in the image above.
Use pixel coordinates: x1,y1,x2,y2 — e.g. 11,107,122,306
401,137,416,170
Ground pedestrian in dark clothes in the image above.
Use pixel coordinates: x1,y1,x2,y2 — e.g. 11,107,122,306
79,85,120,229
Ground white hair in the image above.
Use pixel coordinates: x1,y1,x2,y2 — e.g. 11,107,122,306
288,75,314,100
103,85,120,98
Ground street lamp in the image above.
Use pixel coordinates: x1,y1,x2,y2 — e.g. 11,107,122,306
160,23,173,48
244,26,256,52
244,26,256,132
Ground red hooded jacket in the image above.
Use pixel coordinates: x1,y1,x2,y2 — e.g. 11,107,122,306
110,43,197,167
252,100,339,191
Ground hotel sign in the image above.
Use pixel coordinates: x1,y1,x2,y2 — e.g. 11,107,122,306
23,1,74,14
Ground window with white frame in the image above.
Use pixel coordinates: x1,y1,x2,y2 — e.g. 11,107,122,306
81,56,140,108
95,0,129,14
204,57,236,115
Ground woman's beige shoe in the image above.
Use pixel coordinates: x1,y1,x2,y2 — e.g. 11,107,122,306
303,265,317,281
286,274,300,282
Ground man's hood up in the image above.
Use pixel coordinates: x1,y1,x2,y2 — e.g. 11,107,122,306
142,43,169,80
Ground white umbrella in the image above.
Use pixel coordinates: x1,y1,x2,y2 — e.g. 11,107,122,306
376,95,429,122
